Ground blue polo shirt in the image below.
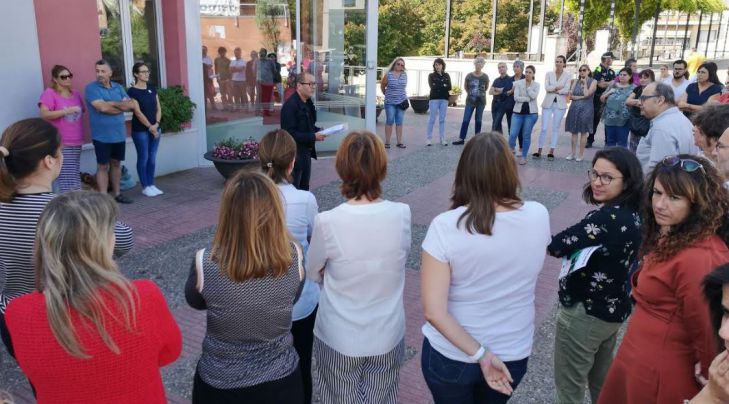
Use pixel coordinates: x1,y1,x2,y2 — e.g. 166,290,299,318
85,80,128,143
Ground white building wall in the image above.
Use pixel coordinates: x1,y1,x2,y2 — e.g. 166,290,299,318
0,2,44,131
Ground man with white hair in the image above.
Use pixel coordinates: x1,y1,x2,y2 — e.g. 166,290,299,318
635,82,698,174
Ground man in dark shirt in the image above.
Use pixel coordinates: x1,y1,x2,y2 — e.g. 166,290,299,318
587,52,616,148
280,72,325,190
489,62,515,134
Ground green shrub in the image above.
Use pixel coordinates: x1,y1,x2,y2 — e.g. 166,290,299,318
158,85,196,134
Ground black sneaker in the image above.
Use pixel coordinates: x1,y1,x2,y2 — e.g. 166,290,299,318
585,142,593,149
452,139,465,145
114,194,134,204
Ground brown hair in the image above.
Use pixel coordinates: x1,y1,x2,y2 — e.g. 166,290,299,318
50,65,71,92
641,154,729,262
336,131,387,201
0,118,61,202
35,191,137,358
258,129,297,184
210,170,293,281
451,132,522,235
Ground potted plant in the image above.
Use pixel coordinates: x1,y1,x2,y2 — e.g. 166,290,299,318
449,85,462,106
360,96,385,120
204,137,261,179
158,85,196,133
409,95,430,114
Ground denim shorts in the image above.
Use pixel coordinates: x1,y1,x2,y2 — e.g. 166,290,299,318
384,103,405,125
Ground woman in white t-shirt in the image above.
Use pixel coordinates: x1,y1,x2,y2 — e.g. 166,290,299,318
307,130,411,403
258,129,319,404
420,132,550,403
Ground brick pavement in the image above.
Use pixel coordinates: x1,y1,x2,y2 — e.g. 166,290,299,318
1,106,600,403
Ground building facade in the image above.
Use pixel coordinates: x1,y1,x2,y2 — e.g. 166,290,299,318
0,0,379,181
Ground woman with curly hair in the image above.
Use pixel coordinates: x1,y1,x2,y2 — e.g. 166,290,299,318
598,154,729,404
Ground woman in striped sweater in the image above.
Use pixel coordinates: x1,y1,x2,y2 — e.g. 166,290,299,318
0,118,134,358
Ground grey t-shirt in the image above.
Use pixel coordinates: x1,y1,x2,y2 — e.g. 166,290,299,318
464,72,490,107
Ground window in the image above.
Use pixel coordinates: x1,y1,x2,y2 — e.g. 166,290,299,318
98,0,165,88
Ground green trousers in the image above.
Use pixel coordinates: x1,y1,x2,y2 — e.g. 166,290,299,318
553,303,623,404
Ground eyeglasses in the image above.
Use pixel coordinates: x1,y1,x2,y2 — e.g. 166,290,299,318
588,169,623,185
639,94,659,102
298,82,316,87
58,74,73,80
579,69,588,72
661,155,706,174
137,70,150,74
716,142,729,152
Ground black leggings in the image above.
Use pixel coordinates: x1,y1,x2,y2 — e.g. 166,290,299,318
193,367,304,404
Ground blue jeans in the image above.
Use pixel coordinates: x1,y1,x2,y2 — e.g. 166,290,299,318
428,99,449,141
604,124,630,148
459,103,485,140
384,103,405,125
491,104,513,135
508,113,538,157
421,338,529,404
131,131,161,188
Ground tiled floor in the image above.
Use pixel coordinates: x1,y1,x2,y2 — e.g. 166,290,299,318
1,106,601,403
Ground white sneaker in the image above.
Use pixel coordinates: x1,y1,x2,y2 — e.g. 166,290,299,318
426,140,432,146
441,140,448,146
565,154,574,160
150,185,164,195
142,186,157,197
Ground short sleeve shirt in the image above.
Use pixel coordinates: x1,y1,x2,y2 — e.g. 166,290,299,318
491,75,514,109
464,72,489,107
85,81,129,143
593,65,616,96
127,86,158,133
38,88,85,146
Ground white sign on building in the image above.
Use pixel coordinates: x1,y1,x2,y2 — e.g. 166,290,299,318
200,0,239,17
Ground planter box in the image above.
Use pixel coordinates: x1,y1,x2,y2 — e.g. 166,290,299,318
203,152,260,179
409,96,430,114
448,93,461,106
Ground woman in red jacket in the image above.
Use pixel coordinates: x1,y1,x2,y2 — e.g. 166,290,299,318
599,155,729,404
5,191,181,404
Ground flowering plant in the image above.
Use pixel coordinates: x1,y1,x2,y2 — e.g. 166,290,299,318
211,137,259,160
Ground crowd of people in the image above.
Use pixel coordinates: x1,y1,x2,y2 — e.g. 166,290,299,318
37,60,163,204
6,50,729,404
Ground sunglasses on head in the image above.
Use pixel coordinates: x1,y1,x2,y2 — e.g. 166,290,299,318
661,155,705,174
59,74,73,80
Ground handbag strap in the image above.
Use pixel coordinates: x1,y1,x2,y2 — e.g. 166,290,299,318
195,248,205,291
293,243,305,282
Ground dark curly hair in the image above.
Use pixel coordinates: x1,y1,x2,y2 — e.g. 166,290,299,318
703,263,729,351
641,154,729,262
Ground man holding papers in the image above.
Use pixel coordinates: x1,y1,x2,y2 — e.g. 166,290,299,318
281,72,325,190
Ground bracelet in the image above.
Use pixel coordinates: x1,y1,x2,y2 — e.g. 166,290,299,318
468,346,487,362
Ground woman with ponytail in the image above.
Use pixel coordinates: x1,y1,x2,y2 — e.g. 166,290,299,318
258,129,319,404
0,118,133,358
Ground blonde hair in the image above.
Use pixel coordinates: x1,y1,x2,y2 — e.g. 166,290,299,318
385,57,406,75
211,170,293,281
35,191,138,358
258,129,296,184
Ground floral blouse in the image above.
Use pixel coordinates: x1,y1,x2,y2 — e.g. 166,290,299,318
547,204,641,323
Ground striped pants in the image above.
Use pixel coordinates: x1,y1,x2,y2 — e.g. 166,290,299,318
54,146,82,194
313,336,404,404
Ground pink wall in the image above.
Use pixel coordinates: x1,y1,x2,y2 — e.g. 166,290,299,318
33,0,101,96
161,0,188,89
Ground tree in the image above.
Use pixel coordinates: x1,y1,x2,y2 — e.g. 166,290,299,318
256,0,284,52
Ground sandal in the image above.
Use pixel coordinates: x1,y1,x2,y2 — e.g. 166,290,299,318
531,152,541,159
396,143,406,149
547,154,555,161
385,143,391,149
